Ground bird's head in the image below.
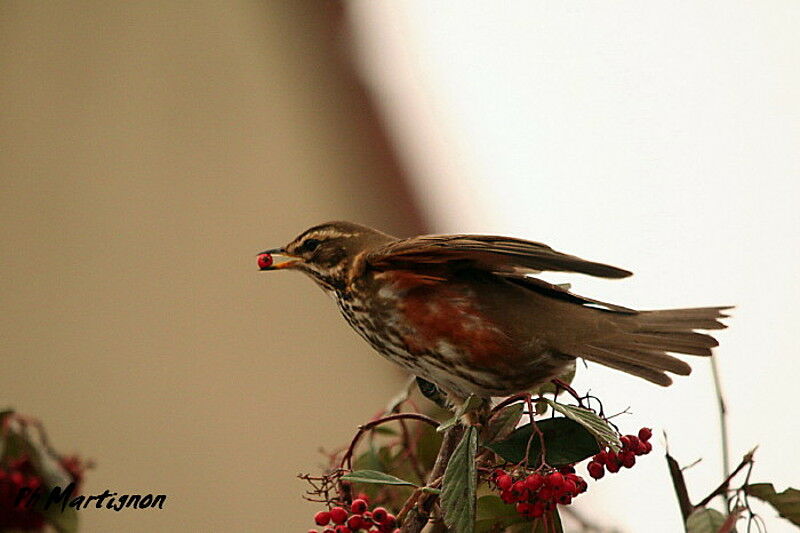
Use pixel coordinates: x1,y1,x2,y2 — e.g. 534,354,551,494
259,221,392,291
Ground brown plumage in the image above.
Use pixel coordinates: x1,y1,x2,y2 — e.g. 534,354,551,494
260,221,729,402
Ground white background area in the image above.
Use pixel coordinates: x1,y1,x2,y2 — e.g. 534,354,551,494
350,3,800,531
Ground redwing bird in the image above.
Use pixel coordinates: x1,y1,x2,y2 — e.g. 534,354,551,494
259,221,729,405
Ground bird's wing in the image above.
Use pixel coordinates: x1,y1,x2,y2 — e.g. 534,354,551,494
496,271,637,314
366,234,632,279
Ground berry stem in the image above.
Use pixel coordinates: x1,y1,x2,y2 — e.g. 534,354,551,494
550,378,582,405
523,395,548,468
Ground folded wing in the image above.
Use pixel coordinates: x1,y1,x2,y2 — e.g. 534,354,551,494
366,234,632,279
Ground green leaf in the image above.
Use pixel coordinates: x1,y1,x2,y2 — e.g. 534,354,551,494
485,417,601,466
39,501,79,533
543,399,621,451
475,495,527,533
416,425,444,471
481,403,524,445
340,470,417,487
353,445,391,475
746,483,800,526
686,507,726,533
439,395,485,432
2,417,72,488
441,426,478,533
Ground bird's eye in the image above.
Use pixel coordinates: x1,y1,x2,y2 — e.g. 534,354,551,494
300,238,321,253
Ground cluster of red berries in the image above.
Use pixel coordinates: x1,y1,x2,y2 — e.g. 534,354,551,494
490,466,588,519
309,497,399,533
586,427,653,480
1,454,86,530
1,456,46,530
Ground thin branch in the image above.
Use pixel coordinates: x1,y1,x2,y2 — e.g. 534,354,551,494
401,424,465,533
339,413,440,471
696,449,756,508
710,355,731,508
491,393,530,414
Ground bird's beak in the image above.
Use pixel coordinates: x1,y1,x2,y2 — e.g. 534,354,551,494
258,248,301,271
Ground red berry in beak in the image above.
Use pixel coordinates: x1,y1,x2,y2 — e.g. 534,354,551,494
257,253,273,269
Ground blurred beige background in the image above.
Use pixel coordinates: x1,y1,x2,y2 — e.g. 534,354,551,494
1,2,423,531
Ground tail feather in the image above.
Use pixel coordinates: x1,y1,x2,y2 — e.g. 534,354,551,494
574,306,730,386
606,332,718,356
581,346,675,386
582,344,691,376
635,306,731,331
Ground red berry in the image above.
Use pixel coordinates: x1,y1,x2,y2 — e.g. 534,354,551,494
563,479,578,495
524,473,544,492
330,507,348,525
500,489,516,504
334,526,351,533
510,480,529,501
496,474,513,490
537,487,555,501
257,253,273,269
309,530,319,533
382,514,397,528
356,492,370,504
621,451,636,468
545,472,565,490
638,427,653,442
10,471,24,487
594,450,608,465
347,515,365,530
620,435,633,450
351,498,368,514
516,502,534,517
530,500,546,518
642,440,653,454
587,461,605,479
323,529,335,533
606,456,621,473
557,493,573,505
372,507,388,524
569,474,588,493
315,511,332,526
559,465,576,474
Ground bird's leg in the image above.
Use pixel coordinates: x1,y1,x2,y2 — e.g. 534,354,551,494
415,377,450,409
